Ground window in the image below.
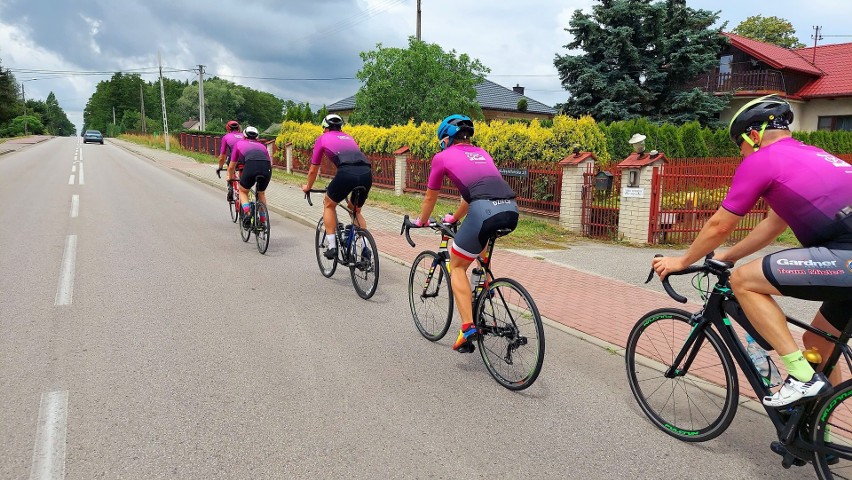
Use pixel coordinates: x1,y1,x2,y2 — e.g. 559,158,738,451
718,55,733,88
817,115,852,131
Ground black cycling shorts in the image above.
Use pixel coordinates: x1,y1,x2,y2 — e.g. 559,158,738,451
326,164,372,206
451,199,519,260
239,161,272,191
763,245,852,331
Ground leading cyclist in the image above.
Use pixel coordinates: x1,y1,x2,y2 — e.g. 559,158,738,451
653,95,852,407
218,120,244,202
301,114,373,261
229,126,272,229
413,114,518,353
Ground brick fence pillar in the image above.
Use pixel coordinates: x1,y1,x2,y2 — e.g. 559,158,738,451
285,142,293,174
393,146,410,195
557,152,597,233
616,152,668,244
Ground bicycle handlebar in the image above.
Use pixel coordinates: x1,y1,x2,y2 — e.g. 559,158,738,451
304,189,327,207
215,167,223,179
401,214,459,248
646,254,733,304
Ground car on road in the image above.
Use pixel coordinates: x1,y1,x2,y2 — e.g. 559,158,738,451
83,130,104,144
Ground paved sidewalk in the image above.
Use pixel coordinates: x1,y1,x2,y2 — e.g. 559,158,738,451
112,139,823,384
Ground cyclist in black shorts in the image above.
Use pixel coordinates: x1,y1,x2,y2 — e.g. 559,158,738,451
653,95,852,407
301,114,372,260
229,126,272,228
413,114,519,352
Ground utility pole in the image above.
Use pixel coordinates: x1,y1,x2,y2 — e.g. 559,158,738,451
811,26,823,64
416,0,421,40
21,82,27,135
197,64,206,131
113,106,116,126
158,51,170,151
140,85,146,134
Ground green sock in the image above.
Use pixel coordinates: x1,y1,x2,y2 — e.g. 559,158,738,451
781,351,815,382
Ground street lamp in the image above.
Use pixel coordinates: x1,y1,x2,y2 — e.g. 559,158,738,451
20,78,38,136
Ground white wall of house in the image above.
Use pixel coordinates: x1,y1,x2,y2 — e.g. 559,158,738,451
798,98,852,131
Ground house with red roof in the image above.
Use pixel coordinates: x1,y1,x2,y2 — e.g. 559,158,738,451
687,33,852,131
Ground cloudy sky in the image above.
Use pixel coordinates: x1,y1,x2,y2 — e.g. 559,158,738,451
1,0,849,132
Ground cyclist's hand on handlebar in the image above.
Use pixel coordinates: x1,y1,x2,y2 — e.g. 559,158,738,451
301,184,310,194
442,213,456,224
652,255,688,279
413,216,424,227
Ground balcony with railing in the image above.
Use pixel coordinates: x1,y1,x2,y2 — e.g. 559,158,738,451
683,69,787,94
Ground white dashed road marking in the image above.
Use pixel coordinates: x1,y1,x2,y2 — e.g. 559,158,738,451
67,175,74,185
77,164,84,185
70,195,79,218
29,391,68,480
54,235,77,306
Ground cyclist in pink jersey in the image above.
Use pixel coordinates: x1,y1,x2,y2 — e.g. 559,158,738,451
653,95,852,407
218,120,244,202
229,126,272,229
301,114,373,261
414,114,518,353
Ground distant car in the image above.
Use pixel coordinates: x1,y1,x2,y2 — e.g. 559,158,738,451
83,130,104,144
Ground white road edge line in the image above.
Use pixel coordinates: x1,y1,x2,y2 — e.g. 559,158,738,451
67,175,74,185
54,235,77,306
70,195,79,218
77,164,84,185
29,391,68,480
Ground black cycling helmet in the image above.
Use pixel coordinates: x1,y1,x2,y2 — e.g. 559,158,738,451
728,94,793,147
226,120,240,132
244,126,259,139
322,114,344,131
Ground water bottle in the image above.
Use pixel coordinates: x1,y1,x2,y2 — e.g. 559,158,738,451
746,333,782,387
470,267,484,291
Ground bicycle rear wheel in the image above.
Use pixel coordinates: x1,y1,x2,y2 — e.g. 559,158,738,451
812,379,852,479
475,278,544,391
349,228,379,299
255,203,270,254
314,218,337,277
408,251,453,341
625,308,738,442
239,208,251,242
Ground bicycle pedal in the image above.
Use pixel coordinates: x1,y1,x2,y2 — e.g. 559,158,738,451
770,442,806,468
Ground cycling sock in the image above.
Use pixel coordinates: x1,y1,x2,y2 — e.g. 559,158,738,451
327,233,336,246
781,351,816,382
242,204,251,215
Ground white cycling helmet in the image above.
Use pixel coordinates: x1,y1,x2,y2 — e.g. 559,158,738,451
244,126,259,139
321,114,344,130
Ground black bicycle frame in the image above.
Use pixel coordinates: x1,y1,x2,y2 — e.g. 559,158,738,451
666,274,852,456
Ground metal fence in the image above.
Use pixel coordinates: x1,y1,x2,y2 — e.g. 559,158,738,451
647,157,768,244
582,163,622,239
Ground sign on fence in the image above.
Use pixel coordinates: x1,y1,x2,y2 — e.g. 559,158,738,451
623,187,645,198
498,167,528,178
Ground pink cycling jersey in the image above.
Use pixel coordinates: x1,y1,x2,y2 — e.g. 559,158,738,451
230,139,271,166
220,132,245,156
427,144,515,203
722,137,852,246
311,131,369,167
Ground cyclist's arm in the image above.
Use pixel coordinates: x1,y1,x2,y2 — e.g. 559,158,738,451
715,209,788,264
305,164,320,190
218,152,227,170
417,189,439,224
654,207,740,277
453,199,469,221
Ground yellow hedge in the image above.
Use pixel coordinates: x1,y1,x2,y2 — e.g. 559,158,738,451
275,115,611,165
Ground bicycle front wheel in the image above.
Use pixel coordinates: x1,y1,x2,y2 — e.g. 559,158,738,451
255,203,270,254
475,278,544,391
314,218,337,277
229,196,239,223
811,379,852,479
408,251,453,341
349,228,379,299
625,308,738,442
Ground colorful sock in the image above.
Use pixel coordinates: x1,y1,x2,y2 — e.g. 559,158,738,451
781,351,816,382
242,204,251,215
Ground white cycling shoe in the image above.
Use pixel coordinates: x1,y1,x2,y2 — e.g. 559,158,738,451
763,372,832,408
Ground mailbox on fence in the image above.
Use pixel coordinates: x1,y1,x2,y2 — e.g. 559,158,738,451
594,171,614,192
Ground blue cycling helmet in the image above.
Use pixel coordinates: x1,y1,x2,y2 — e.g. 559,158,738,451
436,114,474,150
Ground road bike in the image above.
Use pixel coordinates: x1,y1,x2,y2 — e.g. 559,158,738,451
216,167,241,223
236,176,270,255
625,255,852,479
400,215,545,390
305,188,379,300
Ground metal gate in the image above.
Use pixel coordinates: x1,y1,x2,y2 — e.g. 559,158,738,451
581,163,621,239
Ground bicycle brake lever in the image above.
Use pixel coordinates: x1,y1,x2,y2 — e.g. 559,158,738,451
646,254,662,284
215,168,222,179
305,191,313,207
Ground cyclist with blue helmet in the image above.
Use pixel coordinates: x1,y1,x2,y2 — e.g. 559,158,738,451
413,114,518,353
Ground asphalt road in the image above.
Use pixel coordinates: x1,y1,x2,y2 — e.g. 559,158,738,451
0,137,812,479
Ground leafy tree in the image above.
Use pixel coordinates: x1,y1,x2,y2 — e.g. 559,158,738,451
3,115,44,136
352,37,489,127
0,60,21,126
732,15,805,49
554,0,728,126
315,104,329,124
679,121,709,157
